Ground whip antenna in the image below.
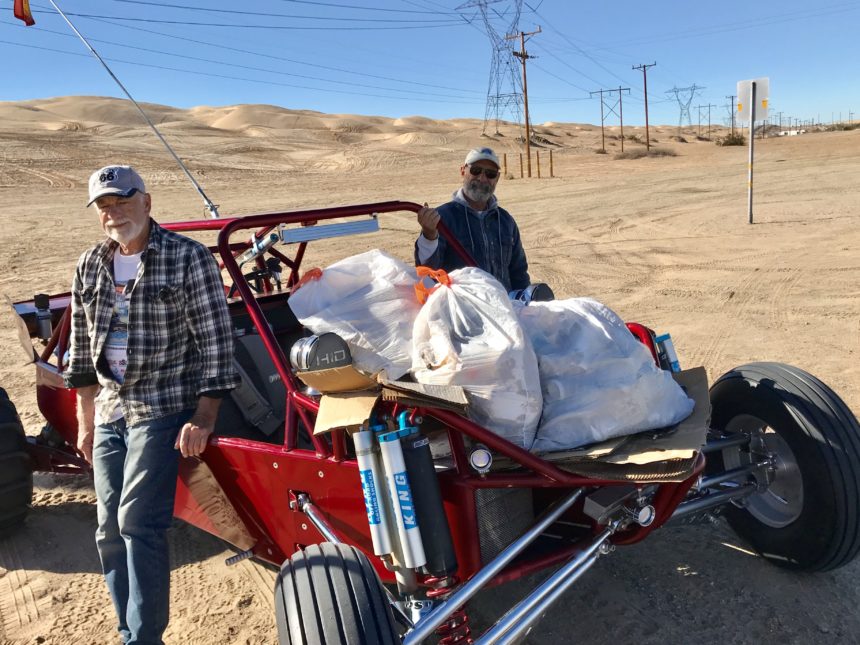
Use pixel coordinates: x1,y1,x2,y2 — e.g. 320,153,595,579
46,0,220,218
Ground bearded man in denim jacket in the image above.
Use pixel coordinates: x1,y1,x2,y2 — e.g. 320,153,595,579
414,147,530,292
65,165,239,645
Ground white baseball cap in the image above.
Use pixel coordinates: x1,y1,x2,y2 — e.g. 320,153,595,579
87,165,146,206
464,147,500,168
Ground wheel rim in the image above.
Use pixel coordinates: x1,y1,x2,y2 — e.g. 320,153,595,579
722,414,804,528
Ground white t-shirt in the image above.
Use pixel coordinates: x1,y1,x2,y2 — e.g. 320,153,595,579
95,250,142,424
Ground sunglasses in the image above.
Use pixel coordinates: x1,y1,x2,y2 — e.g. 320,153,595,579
468,165,499,179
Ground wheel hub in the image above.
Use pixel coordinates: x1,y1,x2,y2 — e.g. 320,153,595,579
722,414,804,528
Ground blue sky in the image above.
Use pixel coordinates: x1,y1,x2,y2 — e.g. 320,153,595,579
2,0,858,127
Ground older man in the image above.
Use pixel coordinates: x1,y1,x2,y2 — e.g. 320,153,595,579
414,146,530,292
64,165,238,644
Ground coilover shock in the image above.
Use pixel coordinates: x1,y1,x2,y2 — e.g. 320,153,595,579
424,575,473,645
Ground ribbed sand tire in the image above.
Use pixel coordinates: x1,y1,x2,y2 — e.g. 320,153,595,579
710,362,860,571
275,543,398,645
0,387,33,537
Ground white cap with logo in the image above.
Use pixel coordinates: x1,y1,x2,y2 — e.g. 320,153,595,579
87,165,146,206
464,147,500,169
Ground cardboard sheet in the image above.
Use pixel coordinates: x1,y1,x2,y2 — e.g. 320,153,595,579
544,366,711,481
313,391,381,435
298,364,469,435
296,364,377,393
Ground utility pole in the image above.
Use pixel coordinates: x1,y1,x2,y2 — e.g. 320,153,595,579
699,103,716,140
507,26,541,178
590,87,629,152
777,111,783,132
633,62,656,151
590,89,609,152
726,95,736,136
617,86,630,151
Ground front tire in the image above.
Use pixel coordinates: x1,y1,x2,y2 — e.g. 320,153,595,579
0,388,33,537
710,362,860,571
274,543,398,645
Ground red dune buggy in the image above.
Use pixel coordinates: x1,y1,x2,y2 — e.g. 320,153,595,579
5,201,860,644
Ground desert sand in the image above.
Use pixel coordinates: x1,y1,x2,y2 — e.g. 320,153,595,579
1,96,859,644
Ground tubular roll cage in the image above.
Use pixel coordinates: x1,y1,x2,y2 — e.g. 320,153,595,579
31,200,705,584
208,201,702,549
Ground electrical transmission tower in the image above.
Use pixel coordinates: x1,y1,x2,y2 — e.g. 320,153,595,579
457,0,525,136
666,85,704,133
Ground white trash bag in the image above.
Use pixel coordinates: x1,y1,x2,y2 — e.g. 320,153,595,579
412,267,543,449
288,249,420,380
516,297,695,452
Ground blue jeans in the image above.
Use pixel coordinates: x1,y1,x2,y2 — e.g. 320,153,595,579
93,409,193,645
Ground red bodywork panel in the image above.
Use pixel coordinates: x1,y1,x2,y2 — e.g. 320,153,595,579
21,201,702,585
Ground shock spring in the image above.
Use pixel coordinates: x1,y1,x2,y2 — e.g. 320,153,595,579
425,575,473,645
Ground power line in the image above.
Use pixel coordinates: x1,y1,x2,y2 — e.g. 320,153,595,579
524,2,635,90
105,0,462,21
30,9,465,30
167,0,463,14
0,39,483,105
0,20,483,97
587,2,860,51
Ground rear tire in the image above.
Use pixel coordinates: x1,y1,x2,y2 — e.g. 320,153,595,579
710,362,860,571
0,388,33,537
274,542,398,645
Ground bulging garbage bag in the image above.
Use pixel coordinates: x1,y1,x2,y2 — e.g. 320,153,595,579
412,267,542,449
288,249,420,379
516,297,695,452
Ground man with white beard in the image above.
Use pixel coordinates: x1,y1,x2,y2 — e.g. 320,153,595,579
65,165,238,644
414,147,530,292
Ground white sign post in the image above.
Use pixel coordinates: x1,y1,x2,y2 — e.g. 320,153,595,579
737,77,769,224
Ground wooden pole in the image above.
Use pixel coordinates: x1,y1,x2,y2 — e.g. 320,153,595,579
503,152,507,177
508,28,540,178
549,149,554,177
536,150,541,178
519,153,523,178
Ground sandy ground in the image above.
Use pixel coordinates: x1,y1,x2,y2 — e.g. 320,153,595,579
1,97,859,644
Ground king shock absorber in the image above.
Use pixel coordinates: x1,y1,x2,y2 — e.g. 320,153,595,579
397,411,458,577
376,420,427,570
353,426,393,557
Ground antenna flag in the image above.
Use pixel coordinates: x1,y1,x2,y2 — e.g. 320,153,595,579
13,0,35,26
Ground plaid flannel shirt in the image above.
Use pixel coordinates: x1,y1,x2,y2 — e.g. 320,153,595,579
64,220,239,425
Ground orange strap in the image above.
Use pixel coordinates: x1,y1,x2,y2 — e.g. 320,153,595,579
293,267,323,292
414,266,451,304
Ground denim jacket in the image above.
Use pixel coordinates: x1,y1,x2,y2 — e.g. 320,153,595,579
414,190,530,292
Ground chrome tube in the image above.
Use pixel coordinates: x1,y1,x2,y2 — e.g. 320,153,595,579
478,528,613,645
671,483,757,521
697,460,770,491
297,495,341,544
702,434,751,453
404,488,584,645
